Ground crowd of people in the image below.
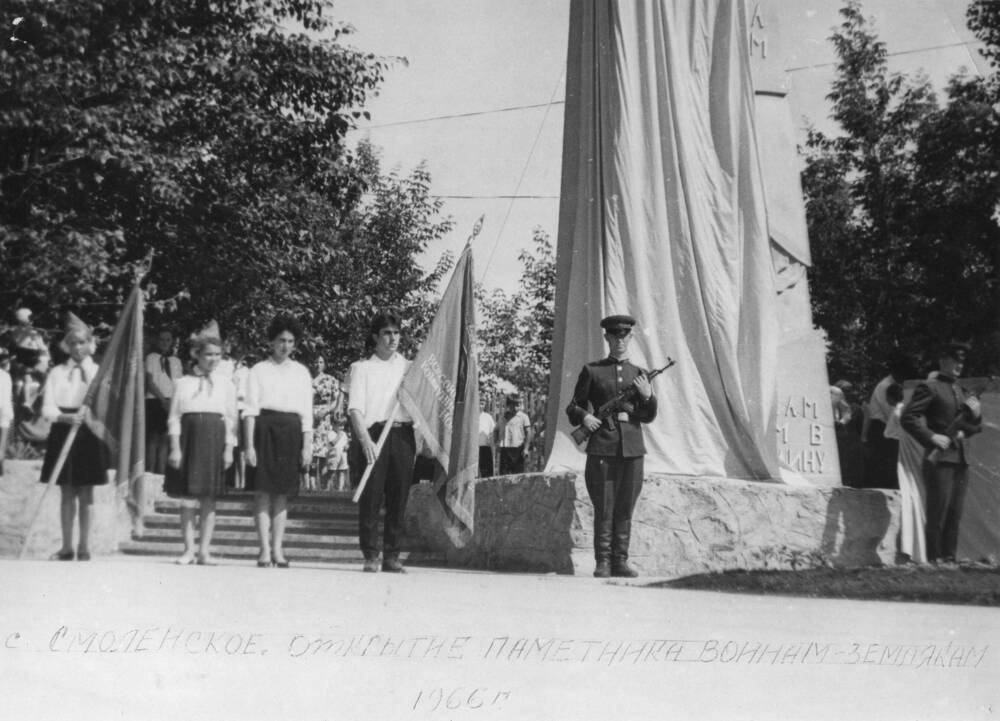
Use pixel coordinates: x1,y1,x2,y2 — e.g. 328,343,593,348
831,342,986,564
0,307,528,571
829,356,916,491
3,304,985,572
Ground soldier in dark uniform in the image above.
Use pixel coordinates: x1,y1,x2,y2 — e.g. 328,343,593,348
901,341,983,564
566,314,657,578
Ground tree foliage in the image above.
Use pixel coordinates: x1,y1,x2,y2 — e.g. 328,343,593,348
476,228,554,469
802,1,1000,383
1,0,451,371
476,228,554,399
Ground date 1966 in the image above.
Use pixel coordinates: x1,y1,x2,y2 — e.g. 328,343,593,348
412,687,512,712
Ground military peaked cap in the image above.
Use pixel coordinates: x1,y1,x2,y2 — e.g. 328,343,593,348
600,314,636,331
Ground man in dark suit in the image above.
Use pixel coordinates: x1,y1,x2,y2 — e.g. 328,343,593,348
901,341,983,563
566,314,657,578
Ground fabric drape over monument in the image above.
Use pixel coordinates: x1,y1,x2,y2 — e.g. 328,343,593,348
545,0,779,479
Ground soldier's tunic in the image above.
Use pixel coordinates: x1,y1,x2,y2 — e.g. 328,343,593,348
566,357,657,565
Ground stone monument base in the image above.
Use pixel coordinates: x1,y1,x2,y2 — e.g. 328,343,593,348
0,460,133,559
405,472,900,577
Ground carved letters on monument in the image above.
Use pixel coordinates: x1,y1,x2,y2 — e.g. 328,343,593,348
776,394,830,475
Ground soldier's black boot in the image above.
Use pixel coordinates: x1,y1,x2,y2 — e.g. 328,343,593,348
593,558,611,578
611,515,637,577
611,558,638,578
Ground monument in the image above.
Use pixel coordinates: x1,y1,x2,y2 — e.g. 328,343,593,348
401,0,895,578
749,0,841,486
544,0,841,486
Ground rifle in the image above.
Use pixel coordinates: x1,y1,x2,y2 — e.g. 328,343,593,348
926,388,982,463
570,359,675,446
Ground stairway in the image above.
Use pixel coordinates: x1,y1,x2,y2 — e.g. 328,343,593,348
120,492,444,566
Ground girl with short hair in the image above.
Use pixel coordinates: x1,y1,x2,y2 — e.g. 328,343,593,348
165,324,237,565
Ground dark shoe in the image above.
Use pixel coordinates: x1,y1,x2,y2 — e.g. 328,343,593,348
611,562,639,578
593,560,611,578
382,558,406,573
51,549,75,561
77,550,92,561
362,558,381,573
257,555,272,568
274,558,290,569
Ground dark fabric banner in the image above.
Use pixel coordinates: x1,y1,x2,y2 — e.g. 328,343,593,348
398,245,479,546
83,282,145,487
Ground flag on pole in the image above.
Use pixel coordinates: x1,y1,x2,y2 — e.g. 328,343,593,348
398,244,479,547
83,282,145,487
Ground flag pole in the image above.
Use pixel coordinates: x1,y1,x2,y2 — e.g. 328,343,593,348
350,217,481,506
352,401,399,503
18,413,84,559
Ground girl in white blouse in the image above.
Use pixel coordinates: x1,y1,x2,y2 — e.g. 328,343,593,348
40,315,103,561
244,314,312,568
165,333,237,565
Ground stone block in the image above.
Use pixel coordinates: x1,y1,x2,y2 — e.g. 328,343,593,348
405,472,900,578
0,460,132,559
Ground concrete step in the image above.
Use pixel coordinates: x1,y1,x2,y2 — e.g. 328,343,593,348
124,489,448,566
118,540,443,566
119,539,363,562
153,495,359,521
134,527,359,548
124,490,447,566
142,512,357,536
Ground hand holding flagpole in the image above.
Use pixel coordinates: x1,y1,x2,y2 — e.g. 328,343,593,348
18,409,88,559
352,401,399,503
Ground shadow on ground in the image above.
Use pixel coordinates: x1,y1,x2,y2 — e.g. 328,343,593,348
650,564,1000,606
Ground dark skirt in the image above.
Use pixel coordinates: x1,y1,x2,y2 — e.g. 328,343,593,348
164,413,227,499
40,414,107,488
146,398,168,435
247,410,302,496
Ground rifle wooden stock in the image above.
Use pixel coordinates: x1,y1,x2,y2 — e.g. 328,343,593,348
570,358,675,448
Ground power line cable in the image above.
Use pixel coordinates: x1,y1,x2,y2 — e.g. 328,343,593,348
358,100,565,130
938,1,986,78
352,42,981,130
787,40,983,73
479,69,565,283
431,194,559,200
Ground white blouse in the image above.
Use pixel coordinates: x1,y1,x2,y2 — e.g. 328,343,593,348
168,373,238,446
348,353,412,426
243,358,312,431
144,352,182,400
0,368,12,430
42,357,99,421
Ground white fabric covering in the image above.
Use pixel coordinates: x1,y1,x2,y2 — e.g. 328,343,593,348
546,0,778,480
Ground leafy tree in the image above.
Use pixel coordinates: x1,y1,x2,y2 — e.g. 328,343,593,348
476,227,554,397
477,228,554,468
1,0,452,371
801,1,1000,384
307,141,454,372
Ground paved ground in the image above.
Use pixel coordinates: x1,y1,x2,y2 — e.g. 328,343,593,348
1,557,998,721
